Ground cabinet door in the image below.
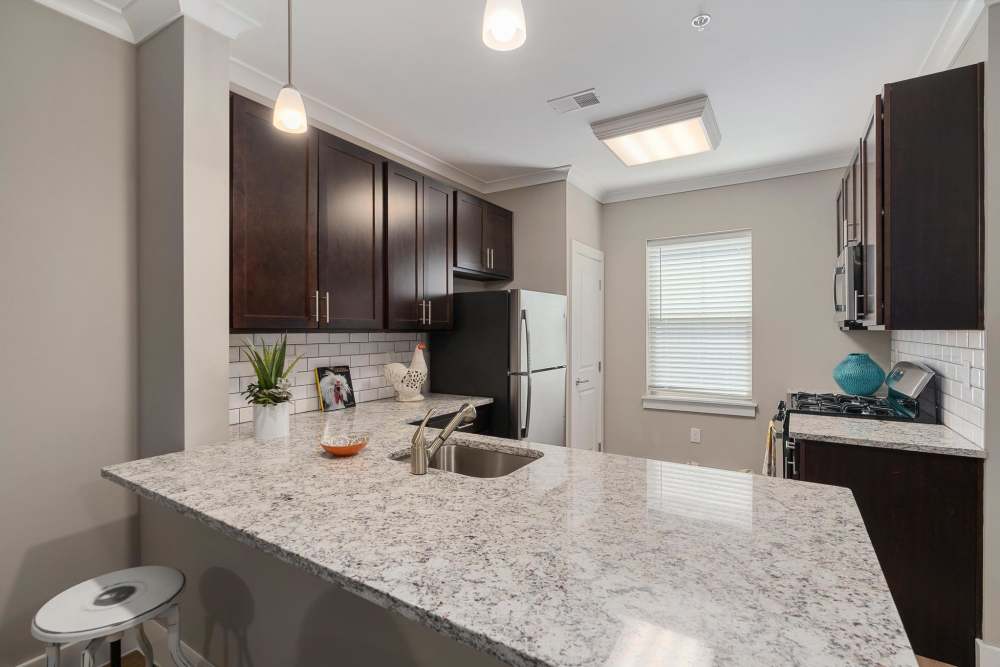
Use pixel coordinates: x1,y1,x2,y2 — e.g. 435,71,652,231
883,63,984,330
799,440,982,667
844,152,860,245
484,203,513,278
455,191,485,273
316,130,384,330
385,162,423,330
422,179,454,329
860,99,883,326
231,94,317,330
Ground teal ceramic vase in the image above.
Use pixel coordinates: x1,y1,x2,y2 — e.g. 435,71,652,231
833,353,885,396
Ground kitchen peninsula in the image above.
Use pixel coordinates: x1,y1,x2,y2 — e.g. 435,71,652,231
103,395,915,666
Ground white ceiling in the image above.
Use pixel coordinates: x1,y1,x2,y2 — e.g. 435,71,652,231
41,0,981,201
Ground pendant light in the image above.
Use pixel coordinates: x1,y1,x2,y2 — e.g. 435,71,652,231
482,0,527,51
273,0,307,134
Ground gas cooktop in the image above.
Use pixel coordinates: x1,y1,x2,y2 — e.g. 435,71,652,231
788,392,917,420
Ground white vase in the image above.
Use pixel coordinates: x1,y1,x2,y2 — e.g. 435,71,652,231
253,403,290,441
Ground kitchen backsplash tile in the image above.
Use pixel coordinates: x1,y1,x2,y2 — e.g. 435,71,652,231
890,330,985,446
228,331,428,425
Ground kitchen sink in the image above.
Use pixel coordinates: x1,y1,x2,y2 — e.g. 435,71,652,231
392,440,542,478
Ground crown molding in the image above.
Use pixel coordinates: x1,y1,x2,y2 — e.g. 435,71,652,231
599,149,852,204
30,0,260,44
919,0,985,74
229,57,574,197
478,165,572,193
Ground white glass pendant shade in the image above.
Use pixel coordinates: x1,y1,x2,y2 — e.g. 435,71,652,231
273,85,307,134
482,0,526,51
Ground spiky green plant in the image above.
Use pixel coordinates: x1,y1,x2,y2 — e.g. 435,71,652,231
241,335,302,406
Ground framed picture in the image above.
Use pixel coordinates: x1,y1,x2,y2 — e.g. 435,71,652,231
315,365,356,411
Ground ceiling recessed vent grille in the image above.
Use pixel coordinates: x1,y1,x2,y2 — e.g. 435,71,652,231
548,88,600,114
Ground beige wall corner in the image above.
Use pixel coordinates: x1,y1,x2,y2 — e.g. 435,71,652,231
982,2,999,649
0,1,139,663
138,16,230,457
486,181,568,295
601,169,890,470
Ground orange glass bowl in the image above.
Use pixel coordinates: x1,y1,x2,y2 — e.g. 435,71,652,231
321,432,369,457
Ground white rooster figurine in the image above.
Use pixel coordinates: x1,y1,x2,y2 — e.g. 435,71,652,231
384,343,428,402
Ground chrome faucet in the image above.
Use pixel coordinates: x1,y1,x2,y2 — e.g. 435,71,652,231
410,403,477,475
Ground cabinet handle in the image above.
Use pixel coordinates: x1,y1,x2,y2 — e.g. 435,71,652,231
428,300,432,326
325,291,331,324
314,290,320,323
419,299,426,325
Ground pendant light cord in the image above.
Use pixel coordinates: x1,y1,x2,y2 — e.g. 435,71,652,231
287,0,293,86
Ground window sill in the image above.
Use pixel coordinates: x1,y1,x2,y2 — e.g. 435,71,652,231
642,394,757,418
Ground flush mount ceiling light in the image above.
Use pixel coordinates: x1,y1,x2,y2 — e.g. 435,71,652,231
273,0,307,133
482,0,527,51
590,95,721,167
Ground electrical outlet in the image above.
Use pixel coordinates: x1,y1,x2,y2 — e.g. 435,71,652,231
690,427,701,444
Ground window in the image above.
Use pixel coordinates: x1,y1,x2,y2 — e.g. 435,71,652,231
643,229,755,417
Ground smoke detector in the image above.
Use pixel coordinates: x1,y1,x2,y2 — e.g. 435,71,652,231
691,14,711,31
548,88,600,114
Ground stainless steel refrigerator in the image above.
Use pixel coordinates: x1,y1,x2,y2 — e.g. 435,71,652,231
429,290,566,446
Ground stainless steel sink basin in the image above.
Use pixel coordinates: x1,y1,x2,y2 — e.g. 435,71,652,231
392,441,542,478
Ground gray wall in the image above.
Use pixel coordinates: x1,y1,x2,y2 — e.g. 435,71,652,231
0,1,138,663
601,169,890,471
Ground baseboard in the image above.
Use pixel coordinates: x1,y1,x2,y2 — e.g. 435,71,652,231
980,638,1000,667
15,619,211,667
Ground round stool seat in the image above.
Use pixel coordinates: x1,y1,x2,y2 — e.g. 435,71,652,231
32,566,185,644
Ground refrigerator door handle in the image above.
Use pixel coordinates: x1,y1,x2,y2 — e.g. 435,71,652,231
521,308,532,438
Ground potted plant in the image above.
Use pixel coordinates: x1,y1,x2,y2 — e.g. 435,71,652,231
242,335,301,440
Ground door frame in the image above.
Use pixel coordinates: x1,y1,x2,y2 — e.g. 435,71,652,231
569,240,605,451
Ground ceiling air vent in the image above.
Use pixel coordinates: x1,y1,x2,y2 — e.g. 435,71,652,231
548,88,600,114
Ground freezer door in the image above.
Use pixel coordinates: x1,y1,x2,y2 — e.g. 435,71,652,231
519,367,566,446
512,290,567,372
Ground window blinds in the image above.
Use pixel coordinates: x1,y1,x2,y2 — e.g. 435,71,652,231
646,230,752,399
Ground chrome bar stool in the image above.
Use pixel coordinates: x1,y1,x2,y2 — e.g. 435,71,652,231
31,565,194,667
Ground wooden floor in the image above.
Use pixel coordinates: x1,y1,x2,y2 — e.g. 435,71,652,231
916,656,956,667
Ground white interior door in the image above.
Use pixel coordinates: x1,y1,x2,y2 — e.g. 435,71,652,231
570,241,604,451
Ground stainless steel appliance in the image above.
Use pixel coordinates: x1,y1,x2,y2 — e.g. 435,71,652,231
429,290,567,446
834,242,864,327
778,361,938,479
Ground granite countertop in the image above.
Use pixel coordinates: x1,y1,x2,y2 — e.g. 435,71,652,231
789,413,985,459
103,393,915,667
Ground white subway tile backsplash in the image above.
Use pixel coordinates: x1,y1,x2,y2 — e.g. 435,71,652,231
890,329,985,446
228,331,428,424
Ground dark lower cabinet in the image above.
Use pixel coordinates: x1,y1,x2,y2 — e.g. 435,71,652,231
316,131,385,330
798,440,983,666
231,94,317,330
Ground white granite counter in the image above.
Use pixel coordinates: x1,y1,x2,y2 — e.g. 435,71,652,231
789,413,986,459
103,394,914,667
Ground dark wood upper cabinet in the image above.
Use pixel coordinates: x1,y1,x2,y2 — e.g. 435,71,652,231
798,440,983,667
484,203,513,278
384,162,423,330
316,130,385,330
454,192,513,280
231,94,317,330
845,63,983,330
455,191,486,274
881,62,984,330
422,178,454,329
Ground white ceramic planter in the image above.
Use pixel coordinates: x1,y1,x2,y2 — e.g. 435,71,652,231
253,402,290,441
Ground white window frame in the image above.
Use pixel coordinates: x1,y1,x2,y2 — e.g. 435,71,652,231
642,229,757,418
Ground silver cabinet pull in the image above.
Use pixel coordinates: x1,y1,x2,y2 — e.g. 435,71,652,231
428,300,432,325
314,290,320,322
325,291,331,323
419,299,426,325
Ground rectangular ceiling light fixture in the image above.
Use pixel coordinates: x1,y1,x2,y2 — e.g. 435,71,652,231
591,95,721,166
